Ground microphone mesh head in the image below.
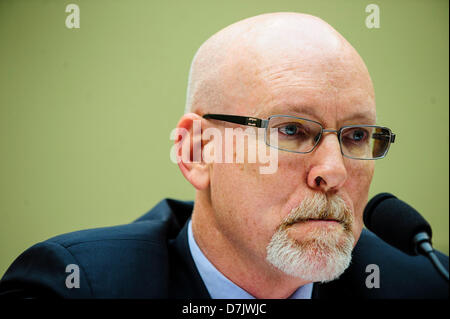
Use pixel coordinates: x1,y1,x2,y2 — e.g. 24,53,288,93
363,193,432,255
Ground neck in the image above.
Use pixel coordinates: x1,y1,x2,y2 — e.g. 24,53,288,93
191,191,311,299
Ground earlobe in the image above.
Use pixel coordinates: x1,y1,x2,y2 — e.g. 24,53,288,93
176,113,210,190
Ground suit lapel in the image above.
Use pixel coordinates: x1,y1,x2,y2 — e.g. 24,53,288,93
168,219,211,298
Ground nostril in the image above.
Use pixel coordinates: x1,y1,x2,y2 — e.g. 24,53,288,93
315,176,323,187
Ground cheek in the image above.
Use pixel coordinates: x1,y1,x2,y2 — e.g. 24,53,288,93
209,155,307,245
345,161,374,241
240,153,310,222
212,146,307,202
211,160,298,220
208,163,274,256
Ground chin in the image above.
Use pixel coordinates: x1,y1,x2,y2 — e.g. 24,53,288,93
266,226,355,283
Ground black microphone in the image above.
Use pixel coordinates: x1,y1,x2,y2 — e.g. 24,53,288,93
364,193,449,281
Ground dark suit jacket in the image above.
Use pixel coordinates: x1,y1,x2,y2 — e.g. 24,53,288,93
0,198,448,299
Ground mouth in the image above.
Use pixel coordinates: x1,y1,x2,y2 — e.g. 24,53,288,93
305,218,341,223
283,218,345,236
286,218,342,226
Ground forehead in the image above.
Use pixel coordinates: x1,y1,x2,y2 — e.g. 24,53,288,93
255,86,377,126
245,56,376,126
218,21,376,125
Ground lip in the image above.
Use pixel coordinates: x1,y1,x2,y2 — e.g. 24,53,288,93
285,219,343,232
285,218,342,227
302,219,342,226
306,219,340,223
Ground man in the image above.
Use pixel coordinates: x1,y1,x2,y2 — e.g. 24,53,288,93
0,12,447,299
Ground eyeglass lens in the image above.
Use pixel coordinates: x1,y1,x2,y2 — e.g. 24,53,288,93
266,116,391,159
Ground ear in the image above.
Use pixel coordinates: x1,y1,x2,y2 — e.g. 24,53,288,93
175,113,210,190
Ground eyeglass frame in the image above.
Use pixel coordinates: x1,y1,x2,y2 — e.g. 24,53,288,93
202,113,396,160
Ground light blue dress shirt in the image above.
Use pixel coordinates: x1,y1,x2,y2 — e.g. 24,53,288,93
187,219,313,299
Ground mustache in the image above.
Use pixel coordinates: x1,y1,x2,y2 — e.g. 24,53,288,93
280,193,353,232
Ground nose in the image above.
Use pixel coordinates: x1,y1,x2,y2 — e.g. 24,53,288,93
307,133,348,193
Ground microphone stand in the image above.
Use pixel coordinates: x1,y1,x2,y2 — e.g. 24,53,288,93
414,232,449,281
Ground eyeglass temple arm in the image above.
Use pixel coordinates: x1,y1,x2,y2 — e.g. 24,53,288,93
202,114,268,128
372,132,396,143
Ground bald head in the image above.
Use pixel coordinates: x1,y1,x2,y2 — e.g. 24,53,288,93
185,12,374,119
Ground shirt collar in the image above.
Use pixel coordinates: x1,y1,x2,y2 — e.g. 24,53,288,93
187,219,313,299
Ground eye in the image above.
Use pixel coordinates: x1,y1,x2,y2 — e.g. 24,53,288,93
277,123,308,138
342,128,369,144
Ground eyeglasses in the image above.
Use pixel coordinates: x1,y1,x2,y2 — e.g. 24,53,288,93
202,114,396,160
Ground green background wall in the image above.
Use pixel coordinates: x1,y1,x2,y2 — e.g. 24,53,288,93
0,0,448,277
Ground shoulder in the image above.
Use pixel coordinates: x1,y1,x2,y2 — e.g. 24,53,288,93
0,198,194,298
46,219,169,249
356,228,448,276
315,229,449,299
45,197,194,248
0,222,169,298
